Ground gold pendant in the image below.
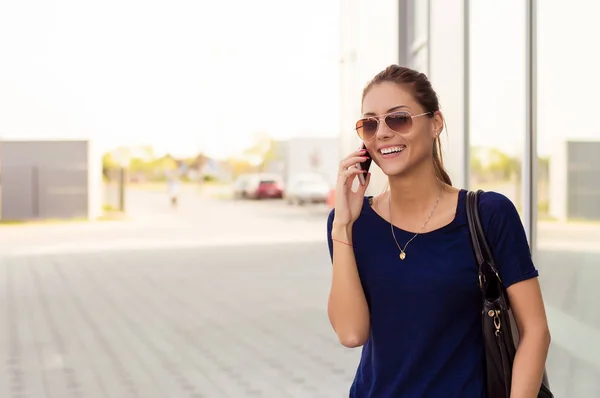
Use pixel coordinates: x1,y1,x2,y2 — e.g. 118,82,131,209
399,252,406,260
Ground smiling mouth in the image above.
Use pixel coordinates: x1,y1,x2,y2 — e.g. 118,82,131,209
379,145,406,155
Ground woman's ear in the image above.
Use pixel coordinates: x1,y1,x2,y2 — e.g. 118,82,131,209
431,111,444,138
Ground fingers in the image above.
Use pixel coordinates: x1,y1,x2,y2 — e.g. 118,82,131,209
339,156,369,173
338,149,369,172
346,148,367,158
339,166,366,181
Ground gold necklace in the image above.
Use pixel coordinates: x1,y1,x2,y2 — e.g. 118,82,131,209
388,186,443,260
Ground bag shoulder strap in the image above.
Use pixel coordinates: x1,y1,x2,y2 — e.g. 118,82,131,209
465,190,502,286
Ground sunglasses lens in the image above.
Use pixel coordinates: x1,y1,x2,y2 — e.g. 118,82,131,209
385,112,412,133
356,119,378,140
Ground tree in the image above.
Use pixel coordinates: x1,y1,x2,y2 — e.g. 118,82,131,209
228,158,258,177
242,132,272,169
190,153,209,171
102,152,119,169
241,132,285,172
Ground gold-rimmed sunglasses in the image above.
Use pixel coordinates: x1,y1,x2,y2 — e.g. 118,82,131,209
355,110,433,141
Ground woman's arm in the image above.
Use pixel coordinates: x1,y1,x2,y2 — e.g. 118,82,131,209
327,221,370,348
477,191,551,397
507,278,551,398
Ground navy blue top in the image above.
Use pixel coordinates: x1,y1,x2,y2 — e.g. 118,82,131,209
326,189,539,398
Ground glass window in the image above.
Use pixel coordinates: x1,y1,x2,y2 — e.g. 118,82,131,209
468,1,526,215
536,1,600,396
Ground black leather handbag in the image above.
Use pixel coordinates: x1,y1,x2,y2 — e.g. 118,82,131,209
466,190,554,398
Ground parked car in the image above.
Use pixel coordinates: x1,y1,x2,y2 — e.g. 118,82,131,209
245,173,284,199
232,174,251,199
285,173,331,205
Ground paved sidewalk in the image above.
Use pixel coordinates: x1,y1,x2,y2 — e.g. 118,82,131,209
0,242,358,398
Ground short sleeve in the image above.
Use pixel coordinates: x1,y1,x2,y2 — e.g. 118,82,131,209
326,209,335,262
478,191,539,288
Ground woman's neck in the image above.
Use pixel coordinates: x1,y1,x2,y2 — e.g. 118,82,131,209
387,164,443,217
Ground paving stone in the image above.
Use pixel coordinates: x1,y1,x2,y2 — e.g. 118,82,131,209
1,242,360,398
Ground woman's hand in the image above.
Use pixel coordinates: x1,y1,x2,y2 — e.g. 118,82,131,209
332,148,371,227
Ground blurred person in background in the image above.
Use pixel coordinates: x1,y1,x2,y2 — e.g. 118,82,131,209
167,175,180,208
326,65,551,397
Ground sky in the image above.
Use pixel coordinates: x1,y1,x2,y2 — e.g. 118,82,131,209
2,1,598,161
0,0,341,159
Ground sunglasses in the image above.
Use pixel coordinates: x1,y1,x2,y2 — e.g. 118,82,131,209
355,110,433,141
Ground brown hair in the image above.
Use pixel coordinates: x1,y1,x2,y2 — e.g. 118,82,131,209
362,65,452,186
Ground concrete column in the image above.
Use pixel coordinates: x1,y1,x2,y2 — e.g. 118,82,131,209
428,0,469,189
339,0,404,196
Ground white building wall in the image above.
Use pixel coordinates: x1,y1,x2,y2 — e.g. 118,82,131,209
339,0,400,195
429,0,468,189
340,0,467,193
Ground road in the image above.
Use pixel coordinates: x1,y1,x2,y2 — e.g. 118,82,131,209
0,242,360,398
2,185,599,255
0,188,332,256
1,188,600,397
0,190,362,398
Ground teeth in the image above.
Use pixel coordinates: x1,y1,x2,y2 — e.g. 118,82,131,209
380,146,406,155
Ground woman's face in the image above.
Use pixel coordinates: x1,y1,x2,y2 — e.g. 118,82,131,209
360,82,442,178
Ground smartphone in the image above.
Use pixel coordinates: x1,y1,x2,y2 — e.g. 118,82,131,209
356,143,372,185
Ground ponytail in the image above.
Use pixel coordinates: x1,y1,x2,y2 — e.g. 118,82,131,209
433,137,452,186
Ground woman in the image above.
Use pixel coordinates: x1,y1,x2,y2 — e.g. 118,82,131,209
326,65,551,397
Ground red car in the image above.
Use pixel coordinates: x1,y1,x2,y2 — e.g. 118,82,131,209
245,173,284,199
255,179,284,199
